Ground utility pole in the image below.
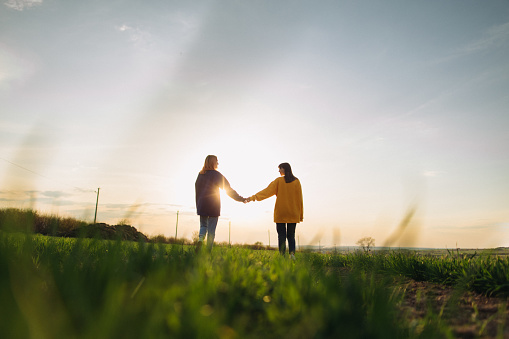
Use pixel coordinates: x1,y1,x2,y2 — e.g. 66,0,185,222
175,211,179,239
93,188,100,224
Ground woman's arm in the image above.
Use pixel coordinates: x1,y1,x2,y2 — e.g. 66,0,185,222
222,176,245,202
249,179,278,202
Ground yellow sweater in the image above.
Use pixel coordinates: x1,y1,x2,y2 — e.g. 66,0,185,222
250,177,303,223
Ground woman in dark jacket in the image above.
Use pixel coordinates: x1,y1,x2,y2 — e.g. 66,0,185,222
195,155,245,250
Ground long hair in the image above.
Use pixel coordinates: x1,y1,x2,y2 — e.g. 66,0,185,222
200,155,218,174
279,162,297,183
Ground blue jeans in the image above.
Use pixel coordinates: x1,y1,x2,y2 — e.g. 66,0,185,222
276,223,296,255
199,216,219,249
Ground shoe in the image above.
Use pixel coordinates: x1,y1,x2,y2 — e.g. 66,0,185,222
290,253,296,260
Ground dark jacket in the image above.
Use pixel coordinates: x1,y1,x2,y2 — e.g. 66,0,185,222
195,170,244,217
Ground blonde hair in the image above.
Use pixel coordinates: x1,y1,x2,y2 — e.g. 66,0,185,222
199,155,218,174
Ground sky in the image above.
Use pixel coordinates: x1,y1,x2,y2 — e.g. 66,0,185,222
1,0,508,249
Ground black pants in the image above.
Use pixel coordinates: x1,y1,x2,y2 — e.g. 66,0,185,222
276,223,296,255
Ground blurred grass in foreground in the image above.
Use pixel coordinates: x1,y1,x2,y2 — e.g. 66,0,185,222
0,233,453,339
1,207,508,338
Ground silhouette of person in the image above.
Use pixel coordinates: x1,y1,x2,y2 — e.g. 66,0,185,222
195,155,245,250
247,163,303,257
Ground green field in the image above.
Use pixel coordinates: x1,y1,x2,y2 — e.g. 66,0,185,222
1,209,508,338
1,232,509,338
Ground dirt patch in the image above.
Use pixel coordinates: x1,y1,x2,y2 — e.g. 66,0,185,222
397,280,509,338
64,223,148,242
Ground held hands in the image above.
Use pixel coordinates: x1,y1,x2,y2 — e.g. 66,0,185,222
243,197,251,204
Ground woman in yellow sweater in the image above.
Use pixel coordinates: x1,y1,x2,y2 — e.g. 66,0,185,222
247,163,303,257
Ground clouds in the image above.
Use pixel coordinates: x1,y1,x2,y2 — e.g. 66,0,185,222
434,21,509,65
461,21,509,55
115,24,154,51
4,0,42,11
422,171,443,178
0,190,76,206
111,6,203,56
0,45,37,89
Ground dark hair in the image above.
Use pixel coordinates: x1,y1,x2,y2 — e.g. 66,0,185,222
279,163,297,183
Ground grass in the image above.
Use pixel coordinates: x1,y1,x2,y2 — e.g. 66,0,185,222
0,208,273,249
1,208,508,338
0,208,88,235
0,232,455,339
315,250,509,297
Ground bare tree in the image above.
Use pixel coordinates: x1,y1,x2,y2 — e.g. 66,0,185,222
357,236,375,252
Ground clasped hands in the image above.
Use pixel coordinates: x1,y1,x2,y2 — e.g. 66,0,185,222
243,197,251,204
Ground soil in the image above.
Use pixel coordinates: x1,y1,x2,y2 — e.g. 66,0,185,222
64,223,149,242
398,279,509,338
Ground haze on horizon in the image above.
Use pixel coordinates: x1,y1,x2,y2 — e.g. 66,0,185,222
1,0,508,249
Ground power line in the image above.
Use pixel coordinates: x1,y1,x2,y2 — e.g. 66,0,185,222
0,157,96,193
